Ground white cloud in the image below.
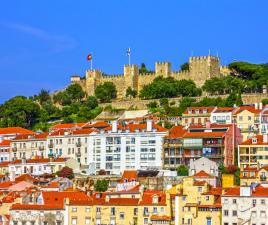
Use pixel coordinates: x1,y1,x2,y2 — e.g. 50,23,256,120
1,21,78,53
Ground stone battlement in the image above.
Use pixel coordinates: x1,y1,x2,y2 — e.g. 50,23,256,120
70,55,222,98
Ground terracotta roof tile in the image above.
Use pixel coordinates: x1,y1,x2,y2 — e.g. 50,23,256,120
183,132,225,138
240,135,268,145
165,126,186,139
0,127,34,135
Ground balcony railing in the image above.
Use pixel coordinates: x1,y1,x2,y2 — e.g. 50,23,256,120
76,142,82,147
12,147,17,152
39,146,45,151
260,176,267,181
76,152,81,157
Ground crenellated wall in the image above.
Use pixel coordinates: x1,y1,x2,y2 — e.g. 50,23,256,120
70,55,224,99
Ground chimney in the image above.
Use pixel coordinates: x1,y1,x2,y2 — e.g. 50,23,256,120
263,133,268,143
259,102,263,110
111,120,117,133
254,103,258,110
240,186,251,197
146,120,153,132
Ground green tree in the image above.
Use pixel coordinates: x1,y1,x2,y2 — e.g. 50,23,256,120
176,165,189,176
95,82,117,103
65,83,86,102
37,89,51,105
262,98,268,106
53,91,72,105
0,96,40,128
180,62,189,71
86,96,98,110
94,179,109,192
126,87,137,98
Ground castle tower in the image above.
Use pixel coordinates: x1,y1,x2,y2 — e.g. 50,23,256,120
189,56,220,87
124,64,139,92
85,69,102,96
155,62,171,77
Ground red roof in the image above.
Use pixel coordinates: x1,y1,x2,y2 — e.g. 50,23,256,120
224,186,268,197
183,107,215,115
139,190,166,206
10,158,68,165
240,135,268,145
0,140,10,147
213,107,234,113
51,123,87,130
183,131,225,138
0,161,10,167
104,123,167,133
86,121,110,128
121,170,138,183
193,170,212,178
15,174,38,183
0,181,14,189
151,215,171,221
0,127,34,135
14,132,48,140
108,198,139,205
234,106,261,115
165,126,186,139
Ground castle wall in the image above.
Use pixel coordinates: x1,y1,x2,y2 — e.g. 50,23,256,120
70,55,223,99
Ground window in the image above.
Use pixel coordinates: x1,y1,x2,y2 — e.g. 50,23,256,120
71,218,77,225
239,116,243,121
260,211,266,218
224,210,229,216
206,196,210,201
232,210,237,216
119,212,125,220
248,116,252,121
72,207,77,212
232,199,237,204
144,218,148,224
153,207,157,214
198,187,202,192
85,217,90,224
111,207,115,216
261,199,265,205
85,207,90,212
252,199,256,206
206,217,212,225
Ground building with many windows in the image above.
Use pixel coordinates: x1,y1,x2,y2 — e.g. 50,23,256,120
87,120,168,175
238,134,268,169
182,107,215,126
222,185,268,225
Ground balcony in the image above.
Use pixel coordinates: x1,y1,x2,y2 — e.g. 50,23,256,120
260,176,267,181
76,142,82,147
12,147,17,152
205,154,223,158
76,152,81,157
48,143,54,148
48,153,54,157
39,146,45,151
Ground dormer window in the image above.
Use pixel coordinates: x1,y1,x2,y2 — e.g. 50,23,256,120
203,109,207,113
252,137,257,144
152,195,159,204
96,193,101,199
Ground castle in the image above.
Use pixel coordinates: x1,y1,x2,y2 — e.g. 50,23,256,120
71,55,228,99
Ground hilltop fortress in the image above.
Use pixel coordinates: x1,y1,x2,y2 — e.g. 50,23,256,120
71,55,229,99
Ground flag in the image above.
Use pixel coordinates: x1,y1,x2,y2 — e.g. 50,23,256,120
126,48,131,56
87,53,92,61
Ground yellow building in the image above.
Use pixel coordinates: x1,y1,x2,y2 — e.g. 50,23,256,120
221,174,235,189
238,134,268,169
66,188,172,225
181,107,215,126
233,105,261,141
174,177,222,225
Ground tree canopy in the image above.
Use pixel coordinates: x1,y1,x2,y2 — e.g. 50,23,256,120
139,76,201,99
95,82,117,103
94,179,109,192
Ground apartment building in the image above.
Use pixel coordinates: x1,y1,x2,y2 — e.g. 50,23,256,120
11,133,48,160
238,134,268,169
163,126,186,170
87,120,168,175
8,158,79,179
182,107,215,126
210,107,234,124
222,185,268,225
174,177,222,225
182,124,243,166
47,128,97,169
0,140,11,162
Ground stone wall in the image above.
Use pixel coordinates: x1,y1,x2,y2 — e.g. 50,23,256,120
100,93,268,110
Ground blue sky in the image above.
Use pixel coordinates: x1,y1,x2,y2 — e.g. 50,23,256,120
0,0,267,103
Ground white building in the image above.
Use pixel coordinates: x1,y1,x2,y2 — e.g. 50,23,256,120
222,185,268,225
11,133,48,160
0,140,11,162
87,120,168,175
210,107,234,124
8,158,79,179
189,157,219,177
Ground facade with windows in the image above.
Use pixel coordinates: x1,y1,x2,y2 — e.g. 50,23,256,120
210,107,234,124
238,134,268,169
11,133,48,161
87,121,167,175
222,185,268,225
182,107,215,126
0,140,11,162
